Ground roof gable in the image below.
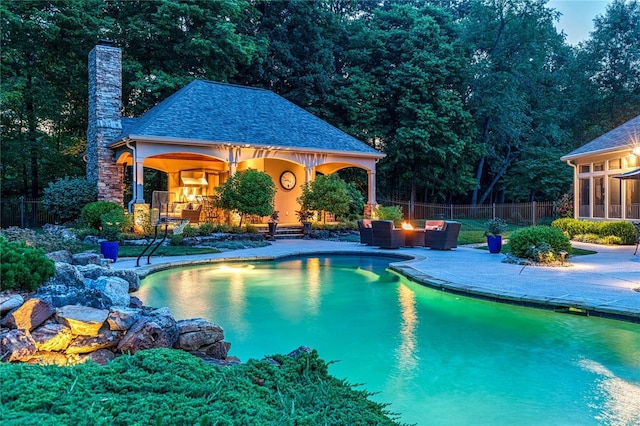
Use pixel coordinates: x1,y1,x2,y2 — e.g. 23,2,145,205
561,115,640,160
115,80,382,156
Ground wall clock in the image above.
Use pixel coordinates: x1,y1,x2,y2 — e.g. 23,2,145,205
280,171,296,190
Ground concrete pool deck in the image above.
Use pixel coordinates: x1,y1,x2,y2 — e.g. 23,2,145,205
111,240,640,322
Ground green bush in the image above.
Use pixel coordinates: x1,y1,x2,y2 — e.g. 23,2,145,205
0,349,400,425
600,221,636,244
81,201,123,229
552,218,635,244
374,205,403,226
100,209,129,241
198,222,214,236
0,227,85,254
43,177,97,223
509,226,572,262
181,225,198,238
169,234,184,246
0,237,56,291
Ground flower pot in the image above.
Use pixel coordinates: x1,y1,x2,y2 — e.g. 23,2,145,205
302,221,312,239
486,235,502,254
268,222,278,240
100,241,119,262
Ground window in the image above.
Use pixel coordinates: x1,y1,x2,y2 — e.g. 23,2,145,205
593,177,604,217
628,180,640,219
579,178,590,217
579,165,590,173
608,176,622,218
628,155,639,168
593,162,604,172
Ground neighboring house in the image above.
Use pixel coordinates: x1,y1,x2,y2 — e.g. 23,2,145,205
86,41,384,223
561,115,640,221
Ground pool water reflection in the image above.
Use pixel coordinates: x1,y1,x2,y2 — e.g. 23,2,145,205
137,255,640,425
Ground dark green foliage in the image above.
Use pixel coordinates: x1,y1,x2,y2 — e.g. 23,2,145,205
80,201,123,230
43,177,97,223
0,227,86,254
552,218,636,244
599,222,637,245
214,169,276,227
198,222,214,236
509,226,572,262
0,349,403,425
346,183,365,218
298,174,353,221
0,236,55,291
180,225,198,238
374,205,403,226
100,209,129,241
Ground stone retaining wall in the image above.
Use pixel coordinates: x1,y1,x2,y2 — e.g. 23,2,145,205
0,252,235,366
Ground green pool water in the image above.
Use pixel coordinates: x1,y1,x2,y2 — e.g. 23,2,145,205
137,255,640,425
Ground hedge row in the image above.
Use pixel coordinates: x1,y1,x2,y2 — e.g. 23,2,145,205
551,218,636,245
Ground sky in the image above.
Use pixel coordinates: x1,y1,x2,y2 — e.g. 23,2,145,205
547,0,612,45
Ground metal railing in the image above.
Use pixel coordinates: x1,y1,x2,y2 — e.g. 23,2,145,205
0,197,57,228
378,199,556,229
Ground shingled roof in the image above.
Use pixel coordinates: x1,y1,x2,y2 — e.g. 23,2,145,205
561,115,640,160
112,80,382,157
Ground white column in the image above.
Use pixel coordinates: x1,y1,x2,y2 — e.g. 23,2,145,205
134,159,145,203
305,166,313,183
367,170,377,205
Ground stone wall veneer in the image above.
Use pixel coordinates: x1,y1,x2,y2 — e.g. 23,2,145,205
87,42,124,204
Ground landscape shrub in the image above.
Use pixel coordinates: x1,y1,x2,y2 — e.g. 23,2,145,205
181,225,198,238
100,209,129,241
0,227,84,253
573,233,602,244
509,226,572,262
0,237,56,291
198,222,214,236
374,205,403,226
0,349,400,425
81,201,123,229
552,218,635,244
169,234,184,246
43,177,97,223
599,221,636,244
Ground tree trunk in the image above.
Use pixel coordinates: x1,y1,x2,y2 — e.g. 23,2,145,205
26,71,39,198
471,117,491,206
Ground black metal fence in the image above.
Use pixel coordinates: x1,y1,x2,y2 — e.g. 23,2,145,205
379,199,556,229
1,197,557,230
0,198,57,228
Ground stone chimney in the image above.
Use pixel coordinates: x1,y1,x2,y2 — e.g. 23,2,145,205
87,40,124,204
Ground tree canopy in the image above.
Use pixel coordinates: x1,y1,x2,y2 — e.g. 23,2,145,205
2,0,637,205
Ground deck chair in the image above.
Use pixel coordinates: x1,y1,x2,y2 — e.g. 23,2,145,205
425,221,461,250
371,220,404,249
357,219,374,245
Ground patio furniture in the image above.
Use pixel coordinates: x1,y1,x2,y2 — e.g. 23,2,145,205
357,219,374,245
424,221,461,250
403,228,425,247
371,220,405,249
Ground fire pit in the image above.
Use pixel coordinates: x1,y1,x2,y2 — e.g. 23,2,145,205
401,222,425,247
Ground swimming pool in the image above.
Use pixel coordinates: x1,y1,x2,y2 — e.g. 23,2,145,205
137,255,640,425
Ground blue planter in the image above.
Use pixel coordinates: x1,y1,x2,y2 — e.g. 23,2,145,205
100,241,119,262
487,235,502,254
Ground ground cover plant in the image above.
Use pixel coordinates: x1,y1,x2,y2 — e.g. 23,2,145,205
0,349,404,426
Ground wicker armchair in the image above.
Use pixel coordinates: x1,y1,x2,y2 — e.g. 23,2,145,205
424,221,461,250
371,220,404,249
357,219,374,245
181,204,203,224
